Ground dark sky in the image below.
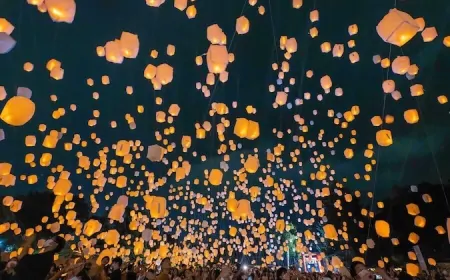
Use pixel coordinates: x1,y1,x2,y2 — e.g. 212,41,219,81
1,0,450,210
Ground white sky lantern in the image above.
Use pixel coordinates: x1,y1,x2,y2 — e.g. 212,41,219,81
156,64,174,85
0,19,14,35
392,56,410,75
105,41,124,64
292,0,303,9
332,44,344,57
376,9,419,47
348,24,358,36
236,16,250,35
0,33,16,54
321,42,331,53
310,10,319,22
144,64,157,80
421,27,438,42
373,55,381,64
119,32,139,59
391,90,402,101
410,84,424,97
349,52,359,63
46,0,76,24
285,38,297,53
50,66,64,80
276,91,288,106
206,45,229,74
382,80,395,93
147,144,164,162
207,24,226,45
320,75,332,93
174,0,187,11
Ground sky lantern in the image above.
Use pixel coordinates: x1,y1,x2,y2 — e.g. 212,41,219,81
392,56,410,75
174,0,187,11
404,109,419,124
292,0,302,9
376,9,419,46
421,27,438,42
105,41,124,64
207,24,226,45
45,0,76,23
119,31,139,58
206,45,229,74
0,19,14,35
0,33,16,54
156,64,174,85
375,220,390,238
0,96,35,126
186,5,197,19
376,130,393,147
236,16,250,35
208,169,223,186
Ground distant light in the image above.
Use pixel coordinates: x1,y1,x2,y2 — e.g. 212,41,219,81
243,265,248,271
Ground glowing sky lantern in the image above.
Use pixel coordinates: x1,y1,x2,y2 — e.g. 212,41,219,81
45,0,76,23
236,16,250,35
0,96,36,126
206,45,229,74
376,9,419,46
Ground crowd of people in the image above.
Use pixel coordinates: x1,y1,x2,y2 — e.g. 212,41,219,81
1,236,449,280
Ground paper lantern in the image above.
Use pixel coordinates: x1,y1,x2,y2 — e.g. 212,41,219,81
321,42,331,53
408,251,417,260
310,27,318,38
408,232,419,244
144,64,157,80
276,91,287,105
392,56,410,75
46,0,76,23
422,194,432,203
292,0,302,8
116,140,131,156
83,219,102,237
406,203,420,215
146,0,165,7
116,175,127,188
332,44,344,57
0,33,16,54
285,38,297,53
376,129,393,146
2,196,13,206
276,220,285,232
105,230,120,245
414,216,426,228
206,44,229,74
437,95,448,104
444,36,450,47
229,227,237,237
233,118,260,140
421,27,438,42
371,116,383,127
406,263,419,276
186,5,197,19
404,109,419,124
0,19,14,35
323,224,338,240
105,41,124,64
436,226,446,234
236,16,250,35
148,196,167,218
209,169,223,186
428,258,436,266
410,84,424,97
119,32,139,58
320,75,332,93
147,145,164,162
207,24,226,45
376,9,419,46
415,17,425,31
344,148,354,159
348,24,358,35
53,178,72,196
156,64,173,85
349,52,360,63
174,0,187,11
310,10,319,22
244,156,259,173
108,204,125,221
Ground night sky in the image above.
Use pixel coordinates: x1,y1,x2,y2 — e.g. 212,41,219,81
1,0,450,208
